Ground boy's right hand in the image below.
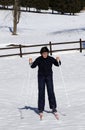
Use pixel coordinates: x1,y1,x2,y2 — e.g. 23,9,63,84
29,58,33,64
56,57,60,62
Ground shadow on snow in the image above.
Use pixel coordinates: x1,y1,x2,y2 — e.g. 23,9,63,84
18,106,52,115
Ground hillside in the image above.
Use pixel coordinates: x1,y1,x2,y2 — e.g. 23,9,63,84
0,10,85,46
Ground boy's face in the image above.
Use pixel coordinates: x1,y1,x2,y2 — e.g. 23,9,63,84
42,52,48,58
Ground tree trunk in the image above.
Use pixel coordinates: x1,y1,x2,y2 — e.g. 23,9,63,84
52,9,54,14
13,0,20,35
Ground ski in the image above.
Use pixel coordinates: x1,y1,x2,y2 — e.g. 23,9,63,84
39,112,59,120
53,112,59,120
39,113,43,120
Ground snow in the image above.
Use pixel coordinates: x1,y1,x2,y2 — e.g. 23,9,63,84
0,10,85,130
0,53,85,130
0,10,85,46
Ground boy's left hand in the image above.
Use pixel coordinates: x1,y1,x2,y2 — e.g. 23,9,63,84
56,57,60,62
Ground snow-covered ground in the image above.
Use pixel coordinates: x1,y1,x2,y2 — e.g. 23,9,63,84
0,10,85,46
0,10,85,130
0,53,85,130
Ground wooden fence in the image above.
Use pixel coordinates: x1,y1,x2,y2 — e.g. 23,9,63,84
0,39,85,58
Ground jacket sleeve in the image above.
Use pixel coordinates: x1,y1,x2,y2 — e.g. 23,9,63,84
52,57,61,66
31,58,39,68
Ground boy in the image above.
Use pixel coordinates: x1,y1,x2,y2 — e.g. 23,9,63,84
29,47,61,119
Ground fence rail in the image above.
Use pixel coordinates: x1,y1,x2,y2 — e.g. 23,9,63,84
0,39,85,58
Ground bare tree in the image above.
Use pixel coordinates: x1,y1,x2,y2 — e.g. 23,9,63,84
12,0,21,35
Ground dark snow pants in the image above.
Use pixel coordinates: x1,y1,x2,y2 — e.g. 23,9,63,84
38,74,57,112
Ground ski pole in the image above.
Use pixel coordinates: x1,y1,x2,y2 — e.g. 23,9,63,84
58,61,71,107
25,58,34,105
19,60,31,106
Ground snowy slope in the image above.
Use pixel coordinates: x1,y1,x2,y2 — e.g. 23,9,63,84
0,53,85,130
0,10,85,46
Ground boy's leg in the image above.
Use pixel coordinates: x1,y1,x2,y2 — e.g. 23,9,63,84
46,75,57,111
38,75,45,113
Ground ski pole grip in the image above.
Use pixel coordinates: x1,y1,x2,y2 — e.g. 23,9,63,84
56,57,61,66
29,58,33,66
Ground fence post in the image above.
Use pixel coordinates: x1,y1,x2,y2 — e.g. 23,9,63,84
19,44,22,57
49,41,52,55
80,39,82,53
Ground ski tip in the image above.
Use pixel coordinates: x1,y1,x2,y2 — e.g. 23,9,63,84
54,113,59,120
39,113,43,121
55,115,59,120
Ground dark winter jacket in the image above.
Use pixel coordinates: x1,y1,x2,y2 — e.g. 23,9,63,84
31,56,61,76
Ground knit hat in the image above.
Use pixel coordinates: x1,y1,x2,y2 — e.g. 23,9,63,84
40,47,49,54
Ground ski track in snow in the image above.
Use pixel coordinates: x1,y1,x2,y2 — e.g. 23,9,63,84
0,53,85,130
